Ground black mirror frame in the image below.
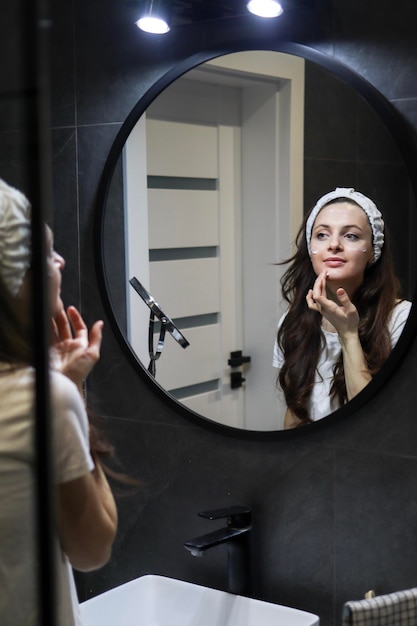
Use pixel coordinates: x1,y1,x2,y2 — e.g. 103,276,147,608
94,39,417,441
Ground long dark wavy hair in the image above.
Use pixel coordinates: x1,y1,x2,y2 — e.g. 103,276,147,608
0,272,33,364
277,198,401,425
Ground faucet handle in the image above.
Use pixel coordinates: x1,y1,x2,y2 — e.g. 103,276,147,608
198,505,252,529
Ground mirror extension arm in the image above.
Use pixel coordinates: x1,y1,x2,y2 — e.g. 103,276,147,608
129,277,190,376
129,277,190,348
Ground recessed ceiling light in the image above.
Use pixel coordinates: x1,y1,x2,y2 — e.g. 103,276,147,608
136,0,171,34
136,16,170,34
247,0,284,18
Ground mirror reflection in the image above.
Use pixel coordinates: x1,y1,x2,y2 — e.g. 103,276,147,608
102,50,416,432
275,187,411,429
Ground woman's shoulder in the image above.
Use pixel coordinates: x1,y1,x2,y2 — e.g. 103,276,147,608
391,299,412,320
277,309,289,329
388,299,412,345
394,298,412,308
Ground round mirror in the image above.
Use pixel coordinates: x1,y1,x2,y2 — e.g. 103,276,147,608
96,44,417,435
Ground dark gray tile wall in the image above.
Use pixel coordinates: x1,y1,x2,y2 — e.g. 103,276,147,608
2,1,417,625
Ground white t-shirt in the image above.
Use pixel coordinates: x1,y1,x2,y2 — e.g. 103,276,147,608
0,365,94,626
273,299,412,421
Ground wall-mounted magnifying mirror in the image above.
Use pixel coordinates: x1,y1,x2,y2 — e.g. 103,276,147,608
98,46,417,434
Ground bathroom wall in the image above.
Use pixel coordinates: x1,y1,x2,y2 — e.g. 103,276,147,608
2,2,417,625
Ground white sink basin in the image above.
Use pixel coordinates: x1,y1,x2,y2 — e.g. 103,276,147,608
80,574,319,626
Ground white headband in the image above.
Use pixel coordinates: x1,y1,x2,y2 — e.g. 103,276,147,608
0,179,32,296
306,187,385,264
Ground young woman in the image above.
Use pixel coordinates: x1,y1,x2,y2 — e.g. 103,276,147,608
0,178,118,625
274,187,411,429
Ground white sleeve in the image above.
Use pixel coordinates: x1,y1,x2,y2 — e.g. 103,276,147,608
50,371,95,485
272,311,288,369
389,300,412,348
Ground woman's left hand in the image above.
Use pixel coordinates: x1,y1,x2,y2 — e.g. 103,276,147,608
306,270,359,336
51,305,103,390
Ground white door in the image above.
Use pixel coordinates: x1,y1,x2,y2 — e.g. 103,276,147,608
124,51,304,430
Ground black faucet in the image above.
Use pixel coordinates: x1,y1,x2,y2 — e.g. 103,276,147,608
184,505,252,596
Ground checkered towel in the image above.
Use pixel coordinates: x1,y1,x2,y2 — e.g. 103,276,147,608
343,588,417,625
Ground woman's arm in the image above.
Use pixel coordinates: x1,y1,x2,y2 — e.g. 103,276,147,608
52,306,118,570
306,272,372,399
57,462,118,571
337,327,372,399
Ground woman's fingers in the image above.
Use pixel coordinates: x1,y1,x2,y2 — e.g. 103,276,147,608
312,270,327,301
66,306,89,342
336,287,350,306
335,288,355,314
335,288,359,325
87,320,104,361
65,307,103,361
306,289,320,311
54,308,73,342
54,306,103,355
308,271,328,310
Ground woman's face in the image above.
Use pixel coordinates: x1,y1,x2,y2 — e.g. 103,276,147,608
46,227,65,316
310,201,373,295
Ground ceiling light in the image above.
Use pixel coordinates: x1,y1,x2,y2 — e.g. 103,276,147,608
136,0,171,34
247,0,284,18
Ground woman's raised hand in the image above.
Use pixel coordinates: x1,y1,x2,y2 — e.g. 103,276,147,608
52,305,103,391
306,270,360,336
